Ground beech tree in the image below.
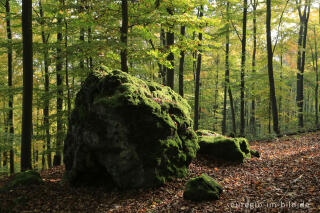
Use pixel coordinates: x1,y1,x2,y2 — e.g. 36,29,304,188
21,0,33,171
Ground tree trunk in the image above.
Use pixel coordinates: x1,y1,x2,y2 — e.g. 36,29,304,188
120,0,129,72
6,0,14,174
240,0,247,137
222,1,236,136
250,0,257,135
194,6,203,131
21,0,33,171
88,27,93,70
296,0,311,129
166,8,175,90
310,26,319,127
160,28,166,85
213,56,219,131
39,0,52,169
222,2,229,135
54,0,64,166
266,0,280,135
79,0,85,75
178,26,185,97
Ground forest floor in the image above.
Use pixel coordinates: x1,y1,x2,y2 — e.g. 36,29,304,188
0,132,320,213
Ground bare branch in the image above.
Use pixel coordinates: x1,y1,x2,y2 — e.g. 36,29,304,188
272,0,290,54
230,19,242,42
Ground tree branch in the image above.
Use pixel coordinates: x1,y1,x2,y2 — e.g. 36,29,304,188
272,0,290,54
230,19,242,42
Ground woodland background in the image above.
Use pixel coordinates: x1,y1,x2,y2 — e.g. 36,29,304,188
0,0,319,173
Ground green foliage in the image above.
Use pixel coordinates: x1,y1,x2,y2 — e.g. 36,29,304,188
0,0,319,172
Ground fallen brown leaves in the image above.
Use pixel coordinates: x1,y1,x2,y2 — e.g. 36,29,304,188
1,132,320,212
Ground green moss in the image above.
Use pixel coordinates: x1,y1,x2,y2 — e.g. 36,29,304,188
7,170,42,189
196,129,219,136
183,173,223,201
198,130,251,163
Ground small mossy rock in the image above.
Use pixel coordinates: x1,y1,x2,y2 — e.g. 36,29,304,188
250,150,260,158
198,130,251,163
64,69,199,189
183,173,223,201
7,170,42,189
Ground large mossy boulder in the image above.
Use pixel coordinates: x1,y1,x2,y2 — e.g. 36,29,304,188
183,173,223,201
63,69,199,189
197,130,251,163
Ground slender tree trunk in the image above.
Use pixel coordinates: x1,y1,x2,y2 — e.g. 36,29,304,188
194,6,203,131
266,0,280,135
79,0,85,75
223,1,236,135
64,1,71,120
178,26,185,97
21,0,33,171
120,0,129,72
39,0,52,169
240,0,247,137
296,0,311,129
54,0,64,166
88,27,93,70
222,2,229,135
3,111,8,168
6,0,14,174
166,8,175,90
310,26,319,127
192,31,197,82
250,0,257,135
213,56,219,131
279,54,283,125
160,28,166,85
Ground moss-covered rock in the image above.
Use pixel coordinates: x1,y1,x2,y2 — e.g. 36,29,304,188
250,150,260,158
63,69,199,189
183,173,223,201
196,129,220,137
7,170,42,189
197,130,251,163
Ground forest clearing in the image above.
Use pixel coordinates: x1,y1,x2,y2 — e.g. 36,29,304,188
1,131,320,212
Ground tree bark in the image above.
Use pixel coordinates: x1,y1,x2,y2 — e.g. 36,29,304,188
240,0,247,137
79,0,85,75
250,0,257,135
39,0,52,169
54,0,64,166
194,6,203,131
166,8,175,90
6,0,14,174
120,0,129,72
222,1,236,136
21,0,33,171
213,56,219,131
160,28,166,85
310,26,319,127
266,0,280,135
178,26,185,97
296,0,311,128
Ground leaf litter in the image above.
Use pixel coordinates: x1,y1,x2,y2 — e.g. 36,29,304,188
0,132,320,212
